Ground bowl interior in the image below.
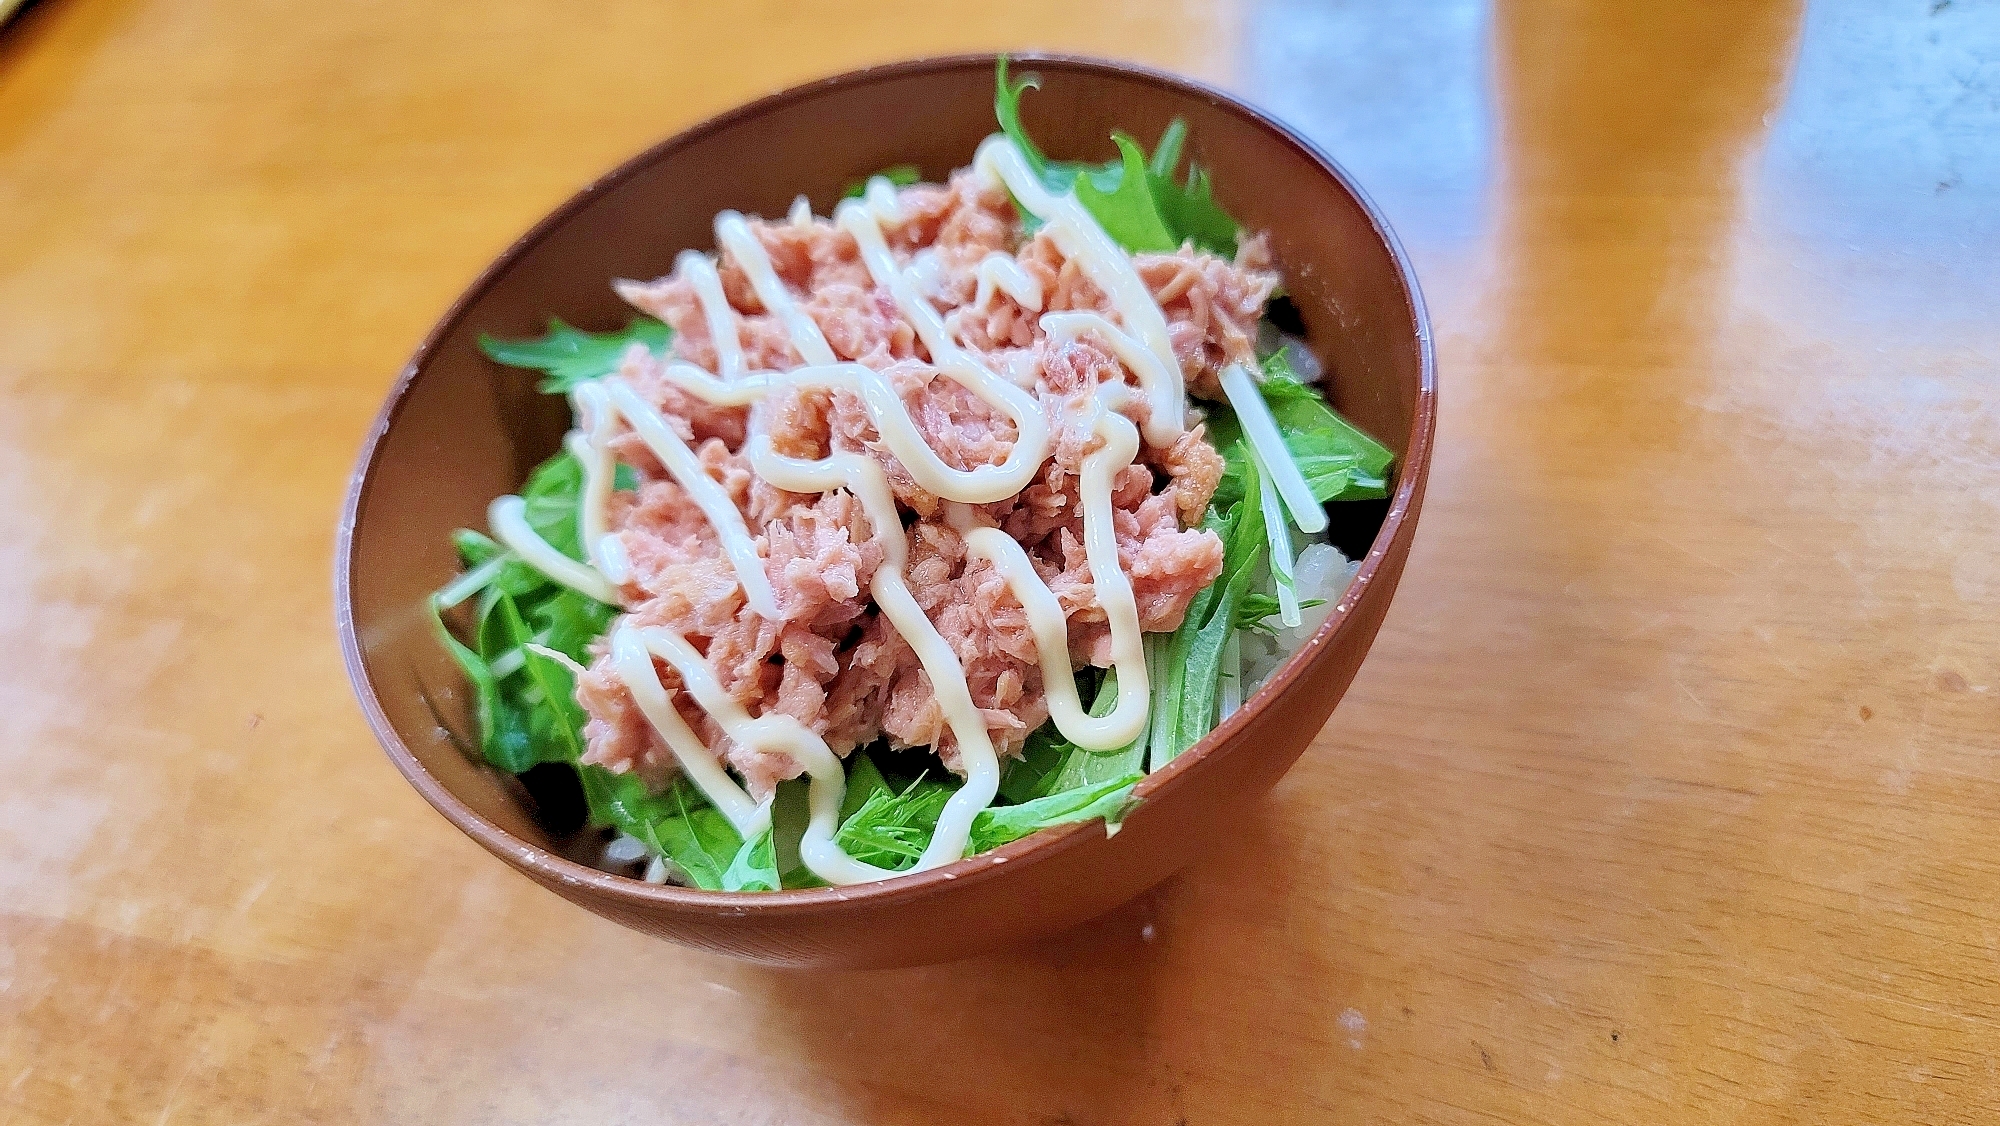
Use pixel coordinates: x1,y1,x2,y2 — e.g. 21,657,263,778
341,54,1430,896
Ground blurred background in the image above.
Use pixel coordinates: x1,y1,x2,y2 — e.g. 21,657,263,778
3,1,1996,1122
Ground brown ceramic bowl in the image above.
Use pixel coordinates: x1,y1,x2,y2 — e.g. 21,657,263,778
337,53,1435,969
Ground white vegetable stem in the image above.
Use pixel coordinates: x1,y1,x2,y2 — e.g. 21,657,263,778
487,646,525,680
433,551,511,611
1219,630,1243,721
524,642,588,678
1218,362,1326,534
1256,459,1302,628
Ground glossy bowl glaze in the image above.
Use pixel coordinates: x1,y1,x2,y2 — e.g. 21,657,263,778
337,53,1434,969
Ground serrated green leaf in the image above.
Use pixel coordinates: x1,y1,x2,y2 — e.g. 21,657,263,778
525,587,617,665
1073,133,1177,254
841,752,894,821
518,451,590,561
998,721,1070,804
584,767,742,890
1039,672,1148,796
1151,163,1241,258
834,774,955,871
428,597,537,773
994,58,1241,255
723,825,780,892
995,56,1058,187
968,773,1142,853
452,528,504,569
478,316,671,394
1152,450,1269,768
1148,118,1187,180
771,779,824,889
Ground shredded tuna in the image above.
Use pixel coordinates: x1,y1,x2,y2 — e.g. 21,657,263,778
1135,242,1279,400
578,175,1258,794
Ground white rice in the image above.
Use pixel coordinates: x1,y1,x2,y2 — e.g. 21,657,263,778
1240,539,1362,692
603,833,650,865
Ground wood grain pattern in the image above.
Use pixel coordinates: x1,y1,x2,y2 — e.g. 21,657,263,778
2,0,1995,1121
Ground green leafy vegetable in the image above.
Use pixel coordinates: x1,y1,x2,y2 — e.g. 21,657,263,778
435,440,712,885
1135,115,1241,256
492,591,588,766
428,575,598,776
769,779,823,889
478,316,671,394
452,528,504,569
841,164,923,199
834,756,1143,868
998,722,1071,804
1255,353,1395,479
841,751,895,820
1000,672,1149,803
995,56,1062,188
1235,592,1283,635
428,598,536,773
1234,593,1324,635
968,774,1142,852
432,448,637,834
440,451,633,620
526,587,617,664
723,825,780,892
1206,352,1395,508
994,56,1240,256
1151,162,1240,258
447,529,546,603
1049,675,1148,792
1147,118,1186,180
585,768,743,891
841,676,1143,869
436,549,510,612
518,452,592,560
725,781,825,890
835,774,956,871
1073,134,1177,253
1151,451,1269,768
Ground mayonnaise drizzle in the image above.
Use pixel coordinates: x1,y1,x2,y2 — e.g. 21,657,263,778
667,208,1012,881
973,135,1185,445
715,210,836,366
602,379,782,620
628,622,908,883
677,249,747,379
610,623,771,840
487,495,620,604
972,251,1044,314
740,430,997,877
832,195,1052,502
565,381,618,569
862,176,903,225
1038,312,1179,433
954,386,1150,751
580,138,1184,885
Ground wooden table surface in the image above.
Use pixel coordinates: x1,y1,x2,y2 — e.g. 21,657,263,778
5,0,1997,1121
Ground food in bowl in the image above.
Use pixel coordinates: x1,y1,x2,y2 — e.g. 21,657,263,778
429,59,1395,892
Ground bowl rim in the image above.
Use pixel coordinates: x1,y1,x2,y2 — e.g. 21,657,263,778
336,50,1436,916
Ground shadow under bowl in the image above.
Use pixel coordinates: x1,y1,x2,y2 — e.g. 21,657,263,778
337,52,1436,969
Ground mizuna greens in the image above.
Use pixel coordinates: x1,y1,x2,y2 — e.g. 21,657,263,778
429,58,1394,891
994,57,1241,256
